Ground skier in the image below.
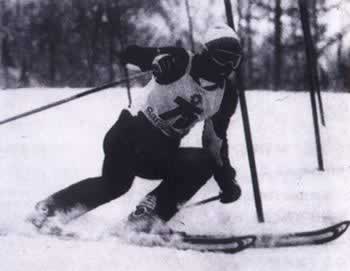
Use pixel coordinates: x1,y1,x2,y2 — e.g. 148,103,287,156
28,24,243,234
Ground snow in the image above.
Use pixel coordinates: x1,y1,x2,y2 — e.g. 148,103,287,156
0,87,350,271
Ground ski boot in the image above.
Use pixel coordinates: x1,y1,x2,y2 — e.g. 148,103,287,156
27,198,83,237
27,198,63,235
126,194,172,235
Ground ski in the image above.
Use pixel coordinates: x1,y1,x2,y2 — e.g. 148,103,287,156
124,231,256,254
1,221,348,254
128,220,349,254
252,220,350,248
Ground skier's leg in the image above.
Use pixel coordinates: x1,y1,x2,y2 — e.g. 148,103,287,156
29,110,136,230
127,148,214,232
153,148,214,221
30,154,135,230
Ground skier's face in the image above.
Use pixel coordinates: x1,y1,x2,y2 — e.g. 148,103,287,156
198,50,236,82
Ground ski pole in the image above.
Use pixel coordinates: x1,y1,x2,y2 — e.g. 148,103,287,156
184,195,221,209
0,71,148,126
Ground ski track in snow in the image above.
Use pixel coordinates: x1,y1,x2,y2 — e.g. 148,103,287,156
0,87,350,271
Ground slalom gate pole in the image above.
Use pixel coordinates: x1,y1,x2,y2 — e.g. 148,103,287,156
115,1,133,108
224,0,265,223
315,68,326,126
0,72,148,126
185,0,195,52
298,0,325,171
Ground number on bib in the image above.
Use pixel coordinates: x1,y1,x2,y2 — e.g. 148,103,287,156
159,95,202,129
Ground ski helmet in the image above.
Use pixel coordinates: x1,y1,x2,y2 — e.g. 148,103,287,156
203,24,242,70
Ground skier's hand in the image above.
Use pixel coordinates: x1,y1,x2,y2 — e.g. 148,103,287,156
219,180,241,204
152,54,176,81
214,166,241,204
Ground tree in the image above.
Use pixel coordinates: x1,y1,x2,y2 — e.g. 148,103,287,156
1,33,12,88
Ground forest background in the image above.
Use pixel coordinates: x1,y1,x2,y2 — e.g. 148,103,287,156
0,0,349,92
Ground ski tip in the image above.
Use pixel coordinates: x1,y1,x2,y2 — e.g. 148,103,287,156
336,221,350,234
342,220,350,226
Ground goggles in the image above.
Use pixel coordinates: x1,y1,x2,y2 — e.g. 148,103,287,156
205,48,242,70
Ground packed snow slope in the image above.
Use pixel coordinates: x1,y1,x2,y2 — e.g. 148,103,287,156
0,87,349,271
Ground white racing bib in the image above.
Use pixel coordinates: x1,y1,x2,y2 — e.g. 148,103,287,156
142,63,225,138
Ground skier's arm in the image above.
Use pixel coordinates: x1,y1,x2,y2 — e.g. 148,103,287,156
202,78,241,203
121,45,190,84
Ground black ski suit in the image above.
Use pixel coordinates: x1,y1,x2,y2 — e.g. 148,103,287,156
43,46,239,222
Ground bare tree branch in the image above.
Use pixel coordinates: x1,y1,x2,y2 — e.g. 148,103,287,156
318,24,350,55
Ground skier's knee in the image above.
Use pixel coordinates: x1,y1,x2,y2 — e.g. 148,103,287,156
104,175,134,198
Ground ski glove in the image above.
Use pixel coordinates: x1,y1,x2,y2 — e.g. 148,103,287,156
219,180,241,203
151,48,189,84
152,54,177,81
214,166,241,204
121,45,189,84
